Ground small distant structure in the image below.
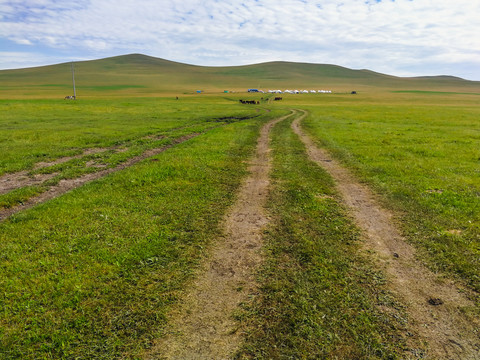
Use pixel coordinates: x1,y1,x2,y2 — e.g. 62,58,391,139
279,89,332,94
224,90,229,93
248,88,259,93
196,90,202,93
351,91,357,94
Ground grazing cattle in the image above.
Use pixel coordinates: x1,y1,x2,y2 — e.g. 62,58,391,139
274,97,282,101
239,99,258,104
64,95,76,100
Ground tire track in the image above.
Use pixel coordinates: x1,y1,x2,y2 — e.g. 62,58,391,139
0,148,109,195
292,110,480,359
145,111,295,360
0,118,260,199
0,134,198,222
0,118,257,222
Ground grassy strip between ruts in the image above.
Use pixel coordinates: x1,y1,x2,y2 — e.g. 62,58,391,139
0,109,285,359
235,115,420,359
300,102,480,297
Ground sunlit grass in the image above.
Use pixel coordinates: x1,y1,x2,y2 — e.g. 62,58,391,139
236,116,412,359
0,96,260,176
0,105,285,358
302,98,480,293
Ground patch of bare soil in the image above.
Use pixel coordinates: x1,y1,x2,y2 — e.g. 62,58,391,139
0,171,59,195
292,111,480,359
32,147,110,170
144,112,294,360
0,134,199,222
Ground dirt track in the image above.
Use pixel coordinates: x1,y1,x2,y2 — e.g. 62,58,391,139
0,119,243,222
292,110,480,359
0,134,198,222
145,112,294,360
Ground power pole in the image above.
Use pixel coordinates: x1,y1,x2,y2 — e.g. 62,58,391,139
71,62,77,99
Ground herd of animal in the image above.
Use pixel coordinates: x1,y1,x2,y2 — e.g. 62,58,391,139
239,96,283,105
239,99,260,104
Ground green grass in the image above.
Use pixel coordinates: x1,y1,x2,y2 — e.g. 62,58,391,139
2,61,480,357
301,98,480,294
235,116,416,359
0,186,45,209
0,96,267,210
392,90,480,95
0,97,260,176
0,108,286,359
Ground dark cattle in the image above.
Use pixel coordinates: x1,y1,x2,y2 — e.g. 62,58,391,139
274,97,282,101
239,99,257,104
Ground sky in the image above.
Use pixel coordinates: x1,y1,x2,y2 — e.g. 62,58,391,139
1,0,480,80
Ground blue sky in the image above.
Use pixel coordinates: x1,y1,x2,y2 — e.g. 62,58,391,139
1,0,479,80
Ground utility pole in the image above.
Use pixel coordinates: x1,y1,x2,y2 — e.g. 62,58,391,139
71,62,77,99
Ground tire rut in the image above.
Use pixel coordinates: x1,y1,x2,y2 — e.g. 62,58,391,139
0,147,109,195
0,120,251,205
0,119,253,222
144,111,295,360
0,134,198,222
292,110,480,359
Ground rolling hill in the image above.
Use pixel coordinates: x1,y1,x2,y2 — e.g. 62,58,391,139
1,53,479,98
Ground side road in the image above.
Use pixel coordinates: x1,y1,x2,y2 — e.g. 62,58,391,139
0,134,198,221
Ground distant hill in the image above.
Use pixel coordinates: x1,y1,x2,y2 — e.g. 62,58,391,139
1,53,479,98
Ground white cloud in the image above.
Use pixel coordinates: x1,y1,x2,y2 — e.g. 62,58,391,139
0,0,479,79
0,51,73,69
13,38,33,45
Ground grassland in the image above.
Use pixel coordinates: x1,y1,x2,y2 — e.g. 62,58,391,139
0,97,261,175
1,55,480,358
294,92,480,296
0,96,268,209
0,98,285,358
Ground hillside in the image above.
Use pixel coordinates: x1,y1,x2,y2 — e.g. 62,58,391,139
1,53,479,98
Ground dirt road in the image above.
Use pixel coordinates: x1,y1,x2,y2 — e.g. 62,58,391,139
145,111,294,360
